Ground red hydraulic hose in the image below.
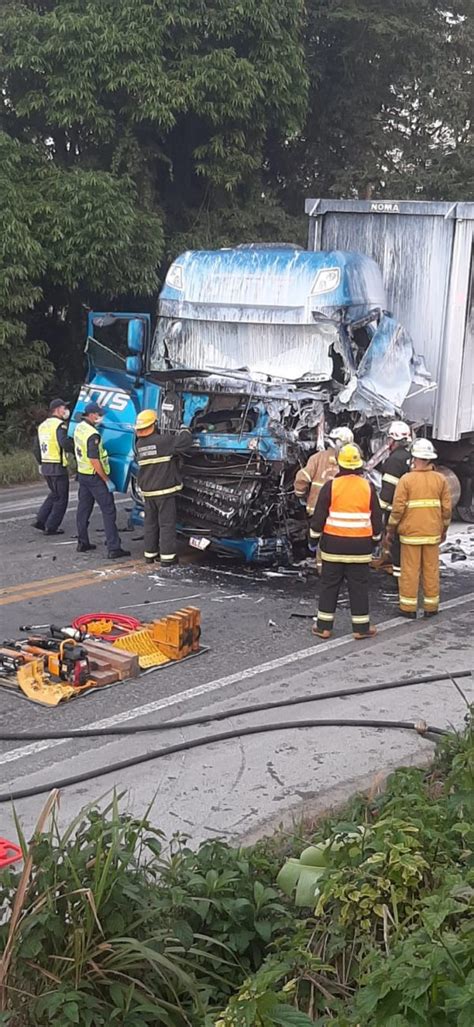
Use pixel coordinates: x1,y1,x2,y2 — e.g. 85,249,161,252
71,612,141,640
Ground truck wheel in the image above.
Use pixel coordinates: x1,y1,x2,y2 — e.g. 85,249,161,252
438,466,461,508
456,475,474,523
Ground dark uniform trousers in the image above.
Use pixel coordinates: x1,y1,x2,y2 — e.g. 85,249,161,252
36,476,69,532
316,559,370,635
144,495,178,562
380,445,411,578
77,475,121,552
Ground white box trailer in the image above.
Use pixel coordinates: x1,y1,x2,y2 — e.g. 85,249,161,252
305,199,473,445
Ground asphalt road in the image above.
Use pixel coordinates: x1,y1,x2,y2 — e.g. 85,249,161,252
0,481,473,845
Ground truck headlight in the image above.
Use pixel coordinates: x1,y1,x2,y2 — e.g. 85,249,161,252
165,264,184,291
311,267,341,294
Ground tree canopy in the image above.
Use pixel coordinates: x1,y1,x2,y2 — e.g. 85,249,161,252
0,0,471,412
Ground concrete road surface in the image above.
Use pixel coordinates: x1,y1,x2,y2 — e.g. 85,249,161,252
0,481,473,846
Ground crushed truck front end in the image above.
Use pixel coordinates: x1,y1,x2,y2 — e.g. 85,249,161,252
73,245,431,563
134,244,428,562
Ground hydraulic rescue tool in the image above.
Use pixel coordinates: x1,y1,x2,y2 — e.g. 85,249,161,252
19,624,87,642
18,637,92,686
1,607,205,705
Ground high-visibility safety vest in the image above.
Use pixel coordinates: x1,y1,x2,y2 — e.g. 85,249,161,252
324,476,372,537
37,417,68,467
74,421,110,476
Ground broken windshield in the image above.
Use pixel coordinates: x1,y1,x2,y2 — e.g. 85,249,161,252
150,317,337,382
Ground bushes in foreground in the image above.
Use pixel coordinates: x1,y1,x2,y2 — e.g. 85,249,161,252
0,715,472,1025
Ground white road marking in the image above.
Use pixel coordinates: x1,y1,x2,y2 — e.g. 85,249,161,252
118,594,202,610
2,591,473,772
0,497,130,524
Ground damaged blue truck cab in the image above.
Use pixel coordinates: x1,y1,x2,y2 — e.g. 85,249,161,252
73,245,427,563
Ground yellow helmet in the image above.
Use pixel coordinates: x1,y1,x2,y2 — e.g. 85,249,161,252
337,443,363,470
135,409,157,432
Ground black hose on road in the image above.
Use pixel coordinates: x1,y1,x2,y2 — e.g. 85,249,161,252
0,717,447,803
0,670,470,741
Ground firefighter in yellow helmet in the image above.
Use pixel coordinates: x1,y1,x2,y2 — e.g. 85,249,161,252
294,426,354,516
309,443,382,639
385,438,452,618
135,409,193,566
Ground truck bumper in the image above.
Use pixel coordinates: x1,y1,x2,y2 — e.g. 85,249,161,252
128,503,292,565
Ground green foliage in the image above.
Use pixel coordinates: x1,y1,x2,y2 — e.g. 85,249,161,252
343,889,474,1026
0,130,164,408
1,0,307,408
1,0,472,411
153,836,293,976
213,964,314,1026
276,0,474,202
1,719,472,1023
0,798,292,1024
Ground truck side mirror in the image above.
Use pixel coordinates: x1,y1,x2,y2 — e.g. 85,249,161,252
126,355,142,377
128,319,145,354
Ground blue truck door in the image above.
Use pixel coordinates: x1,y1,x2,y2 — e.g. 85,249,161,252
70,313,153,492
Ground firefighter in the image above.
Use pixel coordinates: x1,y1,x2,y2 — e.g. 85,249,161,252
74,402,130,558
385,438,452,618
32,398,74,534
134,409,193,566
309,443,382,640
379,421,412,577
294,426,354,516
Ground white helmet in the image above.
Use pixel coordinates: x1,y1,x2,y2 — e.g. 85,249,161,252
328,426,354,447
411,438,437,460
387,420,411,441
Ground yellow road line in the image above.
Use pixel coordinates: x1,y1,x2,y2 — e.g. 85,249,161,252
0,561,147,606
0,561,141,596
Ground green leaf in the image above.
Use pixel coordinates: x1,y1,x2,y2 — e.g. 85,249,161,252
173,920,194,949
61,1003,80,1024
271,1004,314,1025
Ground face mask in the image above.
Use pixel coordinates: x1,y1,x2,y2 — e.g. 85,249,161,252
63,408,70,420
95,416,104,426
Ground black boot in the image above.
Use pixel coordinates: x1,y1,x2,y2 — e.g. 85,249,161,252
45,528,65,535
76,542,97,552
108,548,131,559
424,610,439,618
399,610,417,619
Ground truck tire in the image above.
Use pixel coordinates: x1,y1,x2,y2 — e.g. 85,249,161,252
438,466,461,509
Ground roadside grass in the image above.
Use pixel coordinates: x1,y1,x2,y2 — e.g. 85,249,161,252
0,450,77,486
0,448,40,486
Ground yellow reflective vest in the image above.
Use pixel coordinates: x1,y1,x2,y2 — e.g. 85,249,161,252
38,417,68,467
74,421,110,476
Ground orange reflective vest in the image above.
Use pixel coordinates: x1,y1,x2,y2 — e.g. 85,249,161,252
324,476,372,538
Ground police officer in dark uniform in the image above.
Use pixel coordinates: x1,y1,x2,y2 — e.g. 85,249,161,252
73,402,130,558
379,421,412,578
134,409,193,566
33,398,74,534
